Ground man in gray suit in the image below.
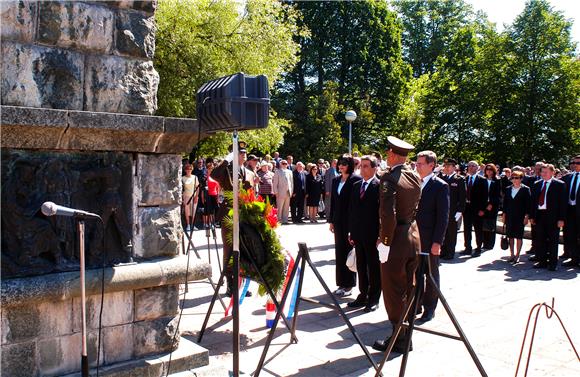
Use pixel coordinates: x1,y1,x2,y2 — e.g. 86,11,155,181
415,150,449,323
324,159,339,220
272,160,294,224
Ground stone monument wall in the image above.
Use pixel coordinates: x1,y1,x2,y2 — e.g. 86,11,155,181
1,2,210,376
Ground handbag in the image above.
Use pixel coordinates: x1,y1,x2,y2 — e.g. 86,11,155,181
318,198,325,213
346,248,357,272
500,224,509,250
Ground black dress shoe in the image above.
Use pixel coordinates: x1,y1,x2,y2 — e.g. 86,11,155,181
562,260,579,267
529,255,539,262
460,249,472,255
533,262,547,269
363,304,378,313
441,255,454,260
372,337,412,353
471,249,481,257
347,300,367,308
417,312,434,323
548,265,558,271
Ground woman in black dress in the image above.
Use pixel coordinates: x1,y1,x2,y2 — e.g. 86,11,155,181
328,156,362,297
482,164,502,249
305,164,323,223
502,171,531,263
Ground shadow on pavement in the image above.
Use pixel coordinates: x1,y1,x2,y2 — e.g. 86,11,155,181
477,257,578,282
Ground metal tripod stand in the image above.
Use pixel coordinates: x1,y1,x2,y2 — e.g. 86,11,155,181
374,252,488,377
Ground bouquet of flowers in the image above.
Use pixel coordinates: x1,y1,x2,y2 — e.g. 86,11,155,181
222,189,285,296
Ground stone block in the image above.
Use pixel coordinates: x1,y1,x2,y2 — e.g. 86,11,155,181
1,341,38,377
38,331,103,376
134,285,179,321
1,42,84,110
0,1,36,43
156,117,204,154
136,154,180,206
73,290,133,331
37,1,114,53
62,110,163,152
37,299,74,339
103,323,133,364
0,105,69,149
134,205,182,258
84,54,159,115
115,10,156,59
133,316,178,357
2,303,40,342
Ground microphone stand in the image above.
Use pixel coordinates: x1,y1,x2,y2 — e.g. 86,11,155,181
77,219,89,377
231,130,241,376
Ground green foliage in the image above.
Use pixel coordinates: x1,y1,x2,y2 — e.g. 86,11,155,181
155,0,300,155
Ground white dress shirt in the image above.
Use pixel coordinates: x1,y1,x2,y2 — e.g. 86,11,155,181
569,172,579,206
421,172,434,191
538,178,553,210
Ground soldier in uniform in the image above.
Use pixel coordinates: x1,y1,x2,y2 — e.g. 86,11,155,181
372,136,422,353
439,158,466,260
211,141,256,296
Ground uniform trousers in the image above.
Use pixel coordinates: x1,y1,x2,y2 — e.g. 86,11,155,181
380,255,418,324
442,217,458,258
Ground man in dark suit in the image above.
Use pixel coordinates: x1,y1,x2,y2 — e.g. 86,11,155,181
461,161,487,257
439,158,465,260
524,161,543,256
373,136,421,353
291,162,306,223
415,151,450,323
562,155,580,268
348,156,381,313
529,164,567,271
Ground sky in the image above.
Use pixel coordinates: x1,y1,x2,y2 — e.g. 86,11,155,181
465,0,580,44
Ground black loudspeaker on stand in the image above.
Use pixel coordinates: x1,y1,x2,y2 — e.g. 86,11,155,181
374,252,488,377
197,242,381,377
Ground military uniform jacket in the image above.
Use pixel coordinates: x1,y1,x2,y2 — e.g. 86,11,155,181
441,173,466,217
379,164,422,258
211,159,256,221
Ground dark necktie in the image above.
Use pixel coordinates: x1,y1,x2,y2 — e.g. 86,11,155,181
467,176,473,201
360,181,367,199
538,181,547,207
570,173,578,202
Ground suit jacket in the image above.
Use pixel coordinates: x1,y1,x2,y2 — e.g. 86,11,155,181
348,177,380,242
465,174,487,212
329,174,362,227
379,164,421,258
529,179,567,223
523,175,541,188
292,170,306,195
441,173,466,217
324,167,338,194
503,184,531,221
562,172,580,217
417,176,450,252
272,168,293,197
483,178,501,215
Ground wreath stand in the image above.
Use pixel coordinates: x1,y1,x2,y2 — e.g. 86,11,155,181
374,252,487,377
252,242,381,377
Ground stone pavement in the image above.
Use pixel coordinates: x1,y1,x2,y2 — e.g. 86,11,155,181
176,223,579,376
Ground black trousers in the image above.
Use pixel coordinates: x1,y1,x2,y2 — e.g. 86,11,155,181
417,254,440,315
442,217,458,258
534,211,560,268
334,222,356,288
483,214,497,249
354,237,381,305
464,203,483,250
290,192,305,222
563,205,579,261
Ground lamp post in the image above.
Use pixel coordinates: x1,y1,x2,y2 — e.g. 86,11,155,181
345,110,357,154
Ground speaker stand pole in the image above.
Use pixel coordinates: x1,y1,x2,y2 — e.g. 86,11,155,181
232,130,241,377
77,219,89,377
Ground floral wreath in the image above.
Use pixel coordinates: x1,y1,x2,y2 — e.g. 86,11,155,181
222,188,285,296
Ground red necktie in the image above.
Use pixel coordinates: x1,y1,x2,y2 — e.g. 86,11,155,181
538,181,547,207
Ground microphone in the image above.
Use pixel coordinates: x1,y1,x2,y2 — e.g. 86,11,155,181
41,202,101,219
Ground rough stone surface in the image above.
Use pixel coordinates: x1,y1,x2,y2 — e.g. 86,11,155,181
134,285,179,321
115,10,156,59
136,154,181,206
1,341,37,377
62,109,162,152
2,303,40,342
1,42,84,110
38,331,103,376
156,117,203,154
133,316,179,357
37,299,74,338
72,290,133,331
37,1,114,53
114,0,158,13
0,1,36,43
84,54,159,115
103,323,134,364
2,257,211,307
134,205,182,258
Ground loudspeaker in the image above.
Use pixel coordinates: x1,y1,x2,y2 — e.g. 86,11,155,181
197,73,269,132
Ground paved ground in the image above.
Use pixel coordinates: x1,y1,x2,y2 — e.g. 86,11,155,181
177,222,579,376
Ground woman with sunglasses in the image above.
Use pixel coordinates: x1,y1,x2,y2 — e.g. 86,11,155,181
502,171,531,263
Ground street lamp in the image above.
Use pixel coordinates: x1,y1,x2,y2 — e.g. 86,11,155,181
345,110,357,154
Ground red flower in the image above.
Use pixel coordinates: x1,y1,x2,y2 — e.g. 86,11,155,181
265,204,278,228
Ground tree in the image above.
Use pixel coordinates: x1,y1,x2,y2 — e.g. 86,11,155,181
154,0,301,156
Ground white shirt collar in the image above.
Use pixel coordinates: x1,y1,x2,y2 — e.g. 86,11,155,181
421,172,434,190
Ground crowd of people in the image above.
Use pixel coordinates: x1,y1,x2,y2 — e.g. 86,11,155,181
181,142,579,350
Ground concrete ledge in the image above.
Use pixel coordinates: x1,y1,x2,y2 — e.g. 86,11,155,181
1,257,211,307
62,337,209,377
0,105,204,154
